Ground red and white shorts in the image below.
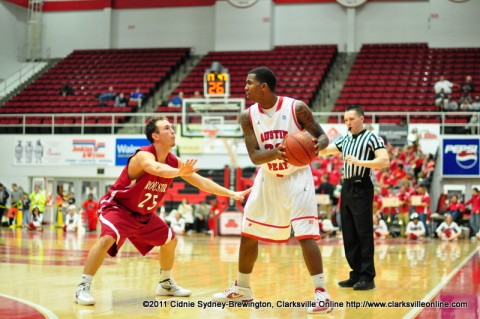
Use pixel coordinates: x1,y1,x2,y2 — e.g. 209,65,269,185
242,167,319,243
99,204,174,256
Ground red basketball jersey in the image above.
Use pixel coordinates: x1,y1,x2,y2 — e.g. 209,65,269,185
100,144,178,215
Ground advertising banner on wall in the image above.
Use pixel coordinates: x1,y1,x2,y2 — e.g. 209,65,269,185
409,124,441,156
115,138,150,166
442,137,479,177
379,124,408,147
13,136,116,166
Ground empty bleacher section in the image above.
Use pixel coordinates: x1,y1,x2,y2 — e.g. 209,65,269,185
0,48,190,134
333,43,480,126
157,45,338,114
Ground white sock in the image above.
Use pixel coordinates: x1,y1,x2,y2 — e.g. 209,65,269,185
237,272,251,288
311,273,325,289
160,269,172,282
81,274,93,284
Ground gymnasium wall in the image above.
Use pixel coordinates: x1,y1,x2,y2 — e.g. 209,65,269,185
1,0,480,79
0,1,28,81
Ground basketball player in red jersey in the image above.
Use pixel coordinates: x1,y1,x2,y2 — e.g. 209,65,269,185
212,67,333,314
75,116,250,306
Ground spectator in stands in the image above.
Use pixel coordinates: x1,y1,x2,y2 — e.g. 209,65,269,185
434,75,457,95
60,83,74,96
98,86,117,103
168,91,184,107
63,205,80,232
405,213,426,240
397,184,412,237
192,90,203,99
472,96,480,111
435,214,462,241
444,194,465,224
434,89,454,111
459,75,474,107
410,185,430,237
194,200,209,233
468,113,479,135
130,87,145,107
373,214,389,239
114,93,129,107
465,188,480,239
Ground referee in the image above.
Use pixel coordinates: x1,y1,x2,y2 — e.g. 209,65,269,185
318,105,389,290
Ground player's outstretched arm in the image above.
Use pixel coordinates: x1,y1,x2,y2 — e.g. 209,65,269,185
132,151,200,179
181,173,251,200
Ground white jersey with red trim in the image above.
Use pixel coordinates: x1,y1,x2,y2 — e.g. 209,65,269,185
248,96,305,176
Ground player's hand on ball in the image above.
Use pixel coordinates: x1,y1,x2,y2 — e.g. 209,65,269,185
275,144,287,161
178,159,200,176
230,188,252,201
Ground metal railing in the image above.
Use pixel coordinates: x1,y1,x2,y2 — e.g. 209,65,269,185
0,111,478,135
0,61,48,99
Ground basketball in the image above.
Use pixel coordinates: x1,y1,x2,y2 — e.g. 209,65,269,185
283,131,317,166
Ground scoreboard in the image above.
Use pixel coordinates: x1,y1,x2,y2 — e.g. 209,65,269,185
204,71,230,98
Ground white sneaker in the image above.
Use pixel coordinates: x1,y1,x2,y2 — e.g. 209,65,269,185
75,283,96,306
212,281,253,302
156,279,192,297
307,288,333,314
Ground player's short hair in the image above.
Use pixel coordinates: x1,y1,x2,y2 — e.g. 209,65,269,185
145,116,168,143
248,67,277,92
346,104,364,117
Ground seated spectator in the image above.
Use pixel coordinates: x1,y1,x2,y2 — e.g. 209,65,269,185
168,91,184,107
459,75,474,108
63,205,79,232
434,75,458,95
405,213,426,240
444,194,465,224
373,214,390,239
318,211,335,238
169,210,186,235
60,83,74,96
98,86,116,102
114,92,129,107
192,90,203,99
130,87,145,107
177,198,194,232
28,206,43,231
471,96,480,111
435,214,462,241
194,200,209,233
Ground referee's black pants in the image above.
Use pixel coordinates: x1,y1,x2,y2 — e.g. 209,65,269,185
340,176,376,282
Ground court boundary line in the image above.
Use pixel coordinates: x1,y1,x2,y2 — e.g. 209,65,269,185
0,293,59,319
402,246,479,319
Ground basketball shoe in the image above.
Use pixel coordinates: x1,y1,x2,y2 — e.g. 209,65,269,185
307,287,333,314
156,279,192,297
212,281,253,302
75,283,96,306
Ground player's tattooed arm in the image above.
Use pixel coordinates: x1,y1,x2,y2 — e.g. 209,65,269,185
239,110,286,164
295,101,329,152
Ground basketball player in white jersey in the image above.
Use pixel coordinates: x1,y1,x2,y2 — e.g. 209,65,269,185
212,67,333,314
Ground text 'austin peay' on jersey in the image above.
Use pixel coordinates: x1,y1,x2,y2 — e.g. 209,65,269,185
249,96,307,176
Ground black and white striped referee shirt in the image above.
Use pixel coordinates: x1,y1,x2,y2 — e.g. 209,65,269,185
335,129,386,179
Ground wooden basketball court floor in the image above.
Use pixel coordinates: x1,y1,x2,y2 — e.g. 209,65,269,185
0,228,479,319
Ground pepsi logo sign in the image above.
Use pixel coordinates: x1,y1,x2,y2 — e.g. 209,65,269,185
443,139,480,176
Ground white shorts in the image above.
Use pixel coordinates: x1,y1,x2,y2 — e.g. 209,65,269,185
242,167,319,243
